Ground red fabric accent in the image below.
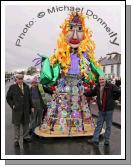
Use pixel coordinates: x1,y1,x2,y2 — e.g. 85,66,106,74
50,86,56,91
102,89,107,112
91,80,95,86
83,83,90,92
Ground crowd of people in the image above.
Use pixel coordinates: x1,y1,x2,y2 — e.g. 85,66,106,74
6,74,53,147
6,73,121,147
108,76,121,88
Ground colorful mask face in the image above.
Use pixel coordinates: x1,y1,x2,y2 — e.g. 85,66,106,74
66,15,84,48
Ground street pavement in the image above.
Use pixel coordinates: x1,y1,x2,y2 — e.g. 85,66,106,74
5,81,121,155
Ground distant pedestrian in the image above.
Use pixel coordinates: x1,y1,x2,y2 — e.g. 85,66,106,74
115,77,121,88
6,74,32,147
84,76,121,146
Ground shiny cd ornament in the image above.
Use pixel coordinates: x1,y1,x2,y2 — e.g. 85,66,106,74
72,86,79,94
47,110,54,117
64,86,71,93
61,110,68,118
72,103,79,110
41,119,48,129
72,95,79,102
71,111,81,118
51,101,56,108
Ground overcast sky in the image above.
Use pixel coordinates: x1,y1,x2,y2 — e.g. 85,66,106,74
5,5,121,72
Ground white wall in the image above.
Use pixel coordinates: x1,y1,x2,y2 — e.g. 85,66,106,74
102,64,121,78
114,64,117,76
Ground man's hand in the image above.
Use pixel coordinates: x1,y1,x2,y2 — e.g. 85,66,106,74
31,108,35,113
53,91,59,95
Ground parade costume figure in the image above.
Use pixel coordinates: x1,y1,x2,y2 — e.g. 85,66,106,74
35,12,105,137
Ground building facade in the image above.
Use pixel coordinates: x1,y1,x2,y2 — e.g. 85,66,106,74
98,52,121,78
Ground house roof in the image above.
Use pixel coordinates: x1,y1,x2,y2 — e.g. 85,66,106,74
98,52,121,65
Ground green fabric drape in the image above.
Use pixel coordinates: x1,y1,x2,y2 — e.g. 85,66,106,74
40,56,60,86
39,56,106,85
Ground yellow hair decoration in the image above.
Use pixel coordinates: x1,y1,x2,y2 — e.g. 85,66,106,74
50,12,101,78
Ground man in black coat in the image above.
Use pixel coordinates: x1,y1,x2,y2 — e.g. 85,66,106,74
84,76,121,146
115,77,121,88
6,74,33,147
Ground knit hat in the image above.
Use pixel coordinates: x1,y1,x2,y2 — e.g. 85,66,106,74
31,78,38,84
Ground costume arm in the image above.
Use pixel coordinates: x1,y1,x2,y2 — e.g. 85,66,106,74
40,56,60,86
84,86,97,97
90,61,106,79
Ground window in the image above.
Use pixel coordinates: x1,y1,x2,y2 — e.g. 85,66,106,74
111,65,114,74
117,64,120,77
103,66,105,72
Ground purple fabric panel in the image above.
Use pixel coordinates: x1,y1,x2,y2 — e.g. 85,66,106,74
68,53,80,75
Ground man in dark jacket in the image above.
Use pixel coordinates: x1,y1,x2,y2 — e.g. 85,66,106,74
84,76,121,146
30,79,53,132
115,77,121,88
6,74,33,147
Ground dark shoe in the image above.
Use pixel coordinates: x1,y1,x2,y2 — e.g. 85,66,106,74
104,141,110,146
93,141,99,146
29,129,33,135
23,138,32,143
87,139,93,144
88,139,99,146
14,141,19,147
